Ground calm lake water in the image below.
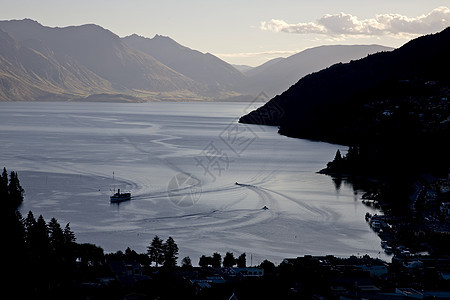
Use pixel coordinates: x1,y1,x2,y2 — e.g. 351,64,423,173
0,101,388,264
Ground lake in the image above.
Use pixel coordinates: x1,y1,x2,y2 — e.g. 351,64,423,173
0,101,388,265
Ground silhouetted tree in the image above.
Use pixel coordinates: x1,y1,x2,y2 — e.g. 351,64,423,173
223,252,236,267
63,223,76,244
8,171,24,208
75,243,104,266
1,168,24,210
148,235,164,267
237,253,246,267
48,217,65,256
163,236,179,268
212,252,222,268
24,211,37,252
0,167,8,202
7,210,26,259
199,255,212,268
345,146,359,161
334,149,342,161
260,259,276,274
181,256,192,269
34,215,50,260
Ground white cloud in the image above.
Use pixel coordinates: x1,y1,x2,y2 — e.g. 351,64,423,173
261,6,450,37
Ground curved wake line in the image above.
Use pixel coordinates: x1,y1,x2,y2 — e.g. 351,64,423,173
235,182,333,220
133,183,243,201
259,186,333,219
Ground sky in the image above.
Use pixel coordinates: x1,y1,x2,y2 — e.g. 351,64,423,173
2,0,450,66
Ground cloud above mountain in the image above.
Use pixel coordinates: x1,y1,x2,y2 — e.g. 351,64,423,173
261,6,450,37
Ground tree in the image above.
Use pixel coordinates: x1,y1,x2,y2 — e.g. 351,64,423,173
163,236,179,268
6,210,26,259
48,217,64,256
237,253,246,267
223,252,236,267
212,252,222,268
34,215,50,260
199,255,212,268
63,223,76,244
334,149,342,162
74,243,104,266
260,259,275,274
346,146,360,161
8,171,24,208
0,167,8,202
24,211,37,251
181,256,192,269
148,235,164,267
1,168,24,210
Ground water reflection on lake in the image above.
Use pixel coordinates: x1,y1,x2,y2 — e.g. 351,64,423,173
0,101,389,264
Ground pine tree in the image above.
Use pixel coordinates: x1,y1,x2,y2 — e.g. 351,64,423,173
163,236,179,268
34,215,50,260
334,149,342,162
48,217,65,256
24,211,37,250
8,171,24,208
63,223,76,244
147,235,164,267
0,167,8,202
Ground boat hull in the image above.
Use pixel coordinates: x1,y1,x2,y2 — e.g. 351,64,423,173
110,192,131,203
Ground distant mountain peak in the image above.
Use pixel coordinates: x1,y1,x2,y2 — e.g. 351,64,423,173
153,34,169,39
122,32,246,89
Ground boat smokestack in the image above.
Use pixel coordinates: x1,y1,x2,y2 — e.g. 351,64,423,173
118,188,120,194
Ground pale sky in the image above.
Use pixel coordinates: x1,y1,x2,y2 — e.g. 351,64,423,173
2,0,450,66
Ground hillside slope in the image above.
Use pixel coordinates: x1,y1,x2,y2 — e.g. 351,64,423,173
241,45,393,97
240,27,450,177
122,34,246,92
0,29,114,101
0,20,203,94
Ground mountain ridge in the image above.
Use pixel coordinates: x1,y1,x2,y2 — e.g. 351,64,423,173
1,18,396,102
240,44,394,97
122,33,246,92
240,27,450,177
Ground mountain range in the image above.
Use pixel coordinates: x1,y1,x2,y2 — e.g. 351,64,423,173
0,19,391,102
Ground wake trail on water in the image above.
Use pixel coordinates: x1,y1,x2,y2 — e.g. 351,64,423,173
258,186,334,220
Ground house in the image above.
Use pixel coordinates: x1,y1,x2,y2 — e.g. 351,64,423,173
107,261,149,287
231,267,264,277
361,265,388,278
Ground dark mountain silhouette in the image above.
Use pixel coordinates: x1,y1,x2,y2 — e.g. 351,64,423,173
240,27,450,179
122,34,246,92
241,45,393,97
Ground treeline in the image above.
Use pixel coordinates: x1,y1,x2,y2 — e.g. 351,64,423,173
198,251,247,268
1,168,252,297
1,168,104,297
106,240,249,269
1,167,24,211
